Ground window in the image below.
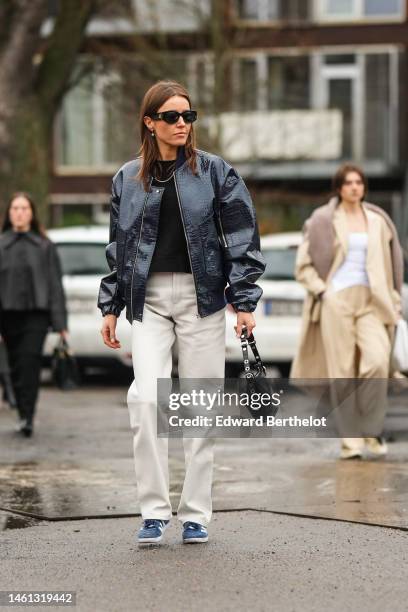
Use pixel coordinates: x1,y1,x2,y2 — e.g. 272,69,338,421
56,53,190,170
324,54,356,64
188,55,214,112
235,59,258,111
237,0,259,19
263,248,297,280
56,243,108,276
364,54,390,160
267,56,310,110
314,50,398,163
236,0,310,21
326,0,353,15
233,55,310,112
364,0,402,15
316,0,404,20
56,62,135,169
228,49,398,164
132,0,210,32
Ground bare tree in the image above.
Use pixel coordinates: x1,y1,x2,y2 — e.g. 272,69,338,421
0,0,234,221
0,0,95,219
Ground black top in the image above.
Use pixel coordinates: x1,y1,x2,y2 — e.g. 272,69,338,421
0,230,67,332
149,159,191,274
5,232,37,309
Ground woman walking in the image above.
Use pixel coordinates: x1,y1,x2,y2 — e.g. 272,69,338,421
291,164,404,459
0,193,68,437
98,80,265,544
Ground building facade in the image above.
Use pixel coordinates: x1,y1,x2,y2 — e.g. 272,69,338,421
50,0,408,243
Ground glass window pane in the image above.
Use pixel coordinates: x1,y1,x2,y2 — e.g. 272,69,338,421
237,0,310,21
328,78,352,158
365,54,390,160
58,62,138,168
237,0,259,18
134,0,210,32
104,78,134,164
364,0,401,15
263,248,297,280
56,244,109,276
279,0,310,20
326,0,354,14
194,59,212,111
60,72,94,166
267,56,310,110
238,59,258,110
324,54,356,64
266,0,279,19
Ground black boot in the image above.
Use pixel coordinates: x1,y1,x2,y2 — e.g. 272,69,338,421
16,418,33,438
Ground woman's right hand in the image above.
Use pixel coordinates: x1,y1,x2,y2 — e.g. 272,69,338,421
101,314,121,349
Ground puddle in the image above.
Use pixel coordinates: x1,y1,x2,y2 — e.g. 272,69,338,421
1,513,43,531
0,459,187,520
0,461,141,519
0,457,407,529
213,458,408,529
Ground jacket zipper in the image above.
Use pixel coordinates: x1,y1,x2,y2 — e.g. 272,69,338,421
130,179,152,320
174,174,200,316
217,212,228,248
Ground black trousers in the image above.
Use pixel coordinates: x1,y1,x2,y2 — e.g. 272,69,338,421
1,311,49,424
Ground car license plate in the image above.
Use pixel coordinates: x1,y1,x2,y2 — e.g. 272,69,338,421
263,299,302,317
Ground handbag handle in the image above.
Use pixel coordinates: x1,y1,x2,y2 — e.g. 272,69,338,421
240,327,266,377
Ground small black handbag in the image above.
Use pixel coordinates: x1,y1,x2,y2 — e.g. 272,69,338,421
238,328,279,420
51,337,81,391
0,340,17,408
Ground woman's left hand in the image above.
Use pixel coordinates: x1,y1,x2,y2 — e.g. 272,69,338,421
235,312,256,338
395,303,403,320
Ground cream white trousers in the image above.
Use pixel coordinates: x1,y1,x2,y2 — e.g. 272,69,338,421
320,285,390,441
127,273,226,526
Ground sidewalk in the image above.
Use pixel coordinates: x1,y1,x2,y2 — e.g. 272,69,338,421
0,386,408,611
1,509,407,612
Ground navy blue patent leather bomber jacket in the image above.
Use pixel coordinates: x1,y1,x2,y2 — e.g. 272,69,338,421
97,149,265,323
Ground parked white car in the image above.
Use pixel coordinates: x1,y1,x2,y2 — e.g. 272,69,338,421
43,226,133,370
44,226,408,376
226,232,304,375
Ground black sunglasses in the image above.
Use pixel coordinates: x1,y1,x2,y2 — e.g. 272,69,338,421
150,110,198,124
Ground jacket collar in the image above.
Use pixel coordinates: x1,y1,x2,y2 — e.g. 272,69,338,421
1,229,43,249
176,146,187,169
331,196,373,256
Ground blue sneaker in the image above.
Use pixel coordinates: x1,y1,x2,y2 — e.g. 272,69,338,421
182,521,208,544
138,519,169,544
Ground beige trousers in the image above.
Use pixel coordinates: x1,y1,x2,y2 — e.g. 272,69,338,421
127,273,226,526
320,285,390,442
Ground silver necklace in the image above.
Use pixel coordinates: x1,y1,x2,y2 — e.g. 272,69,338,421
153,171,175,183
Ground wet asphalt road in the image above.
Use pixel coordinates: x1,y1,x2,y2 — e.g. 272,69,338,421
0,380,407,611
1,509,407,612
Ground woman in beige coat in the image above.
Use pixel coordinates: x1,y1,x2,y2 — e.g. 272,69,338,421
291,163,404,459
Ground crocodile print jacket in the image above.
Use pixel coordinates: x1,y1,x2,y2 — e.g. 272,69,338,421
97,148,265,323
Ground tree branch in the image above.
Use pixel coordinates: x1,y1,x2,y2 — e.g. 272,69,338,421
0,0,47,97
35,0,96,113
0,0,18,52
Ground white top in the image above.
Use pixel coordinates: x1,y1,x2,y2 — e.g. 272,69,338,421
331,232,370,292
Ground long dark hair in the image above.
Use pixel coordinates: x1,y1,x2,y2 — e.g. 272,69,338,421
137,80,197,191
1,192,46,236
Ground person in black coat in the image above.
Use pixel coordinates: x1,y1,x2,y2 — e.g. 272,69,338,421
0,192,68,437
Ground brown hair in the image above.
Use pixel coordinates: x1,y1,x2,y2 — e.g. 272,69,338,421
2,192,46,236
137,80,197,191
332,163,368,201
